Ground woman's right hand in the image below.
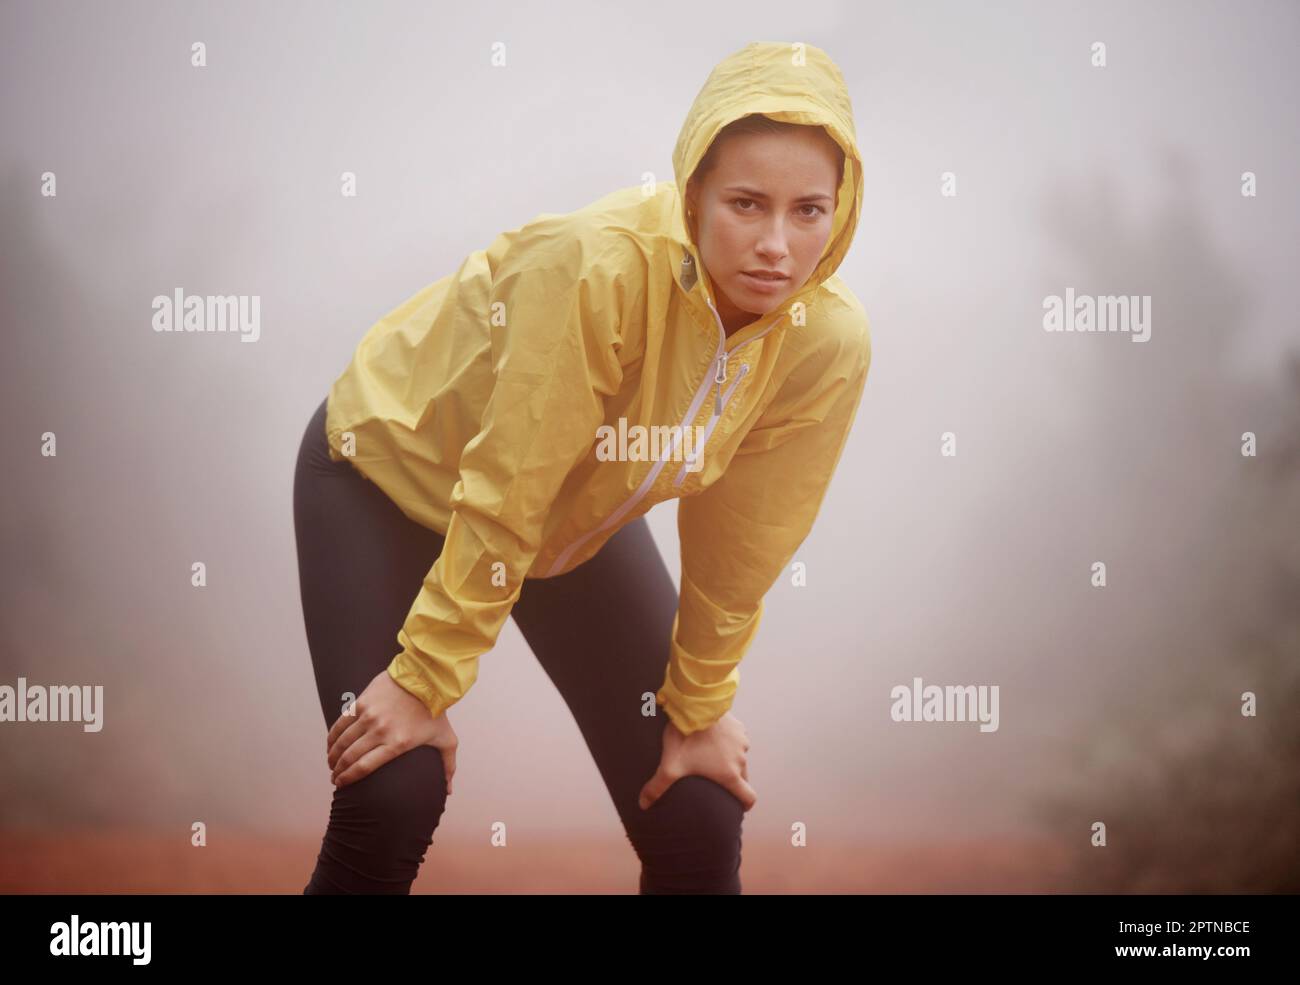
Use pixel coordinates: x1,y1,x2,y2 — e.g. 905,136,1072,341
327,668,459,794
637,711,755,812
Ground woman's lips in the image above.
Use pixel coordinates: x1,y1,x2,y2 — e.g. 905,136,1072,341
740,271,789,293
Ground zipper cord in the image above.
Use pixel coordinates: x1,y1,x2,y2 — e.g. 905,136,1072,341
714,350,729,415
704,297,785,418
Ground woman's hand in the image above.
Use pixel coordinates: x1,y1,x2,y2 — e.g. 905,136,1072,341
637,711,756,812
327,668,459,793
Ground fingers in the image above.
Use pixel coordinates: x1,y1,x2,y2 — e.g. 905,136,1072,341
638,766,677,811
332,727,383,786
730,775,758,812
334,743,398,788
326,714,367,772
325,708,354,753
441,748,457,796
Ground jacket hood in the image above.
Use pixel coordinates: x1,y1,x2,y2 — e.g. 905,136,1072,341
670,42,864,308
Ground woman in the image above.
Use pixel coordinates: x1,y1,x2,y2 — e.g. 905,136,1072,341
293,40,870,894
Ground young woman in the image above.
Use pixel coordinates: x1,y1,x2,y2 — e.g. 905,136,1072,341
293,40,870,894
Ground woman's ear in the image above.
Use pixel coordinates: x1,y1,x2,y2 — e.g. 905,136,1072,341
683,179,700,238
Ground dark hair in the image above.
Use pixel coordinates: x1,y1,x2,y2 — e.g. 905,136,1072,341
690,113,846,190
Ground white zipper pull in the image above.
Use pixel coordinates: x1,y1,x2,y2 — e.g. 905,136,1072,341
713,350,729,416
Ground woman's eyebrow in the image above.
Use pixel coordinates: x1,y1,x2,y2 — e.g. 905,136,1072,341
722,185,834,203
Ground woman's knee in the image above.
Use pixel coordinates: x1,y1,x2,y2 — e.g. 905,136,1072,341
308,745,449,893
626,775,744,893
344,744,449,835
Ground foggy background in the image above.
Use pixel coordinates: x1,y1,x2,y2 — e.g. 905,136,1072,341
2,0,1296,891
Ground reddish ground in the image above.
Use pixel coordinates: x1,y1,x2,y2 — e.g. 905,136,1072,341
0,828,1075,893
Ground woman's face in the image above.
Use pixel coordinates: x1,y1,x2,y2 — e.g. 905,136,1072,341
686,128,841,336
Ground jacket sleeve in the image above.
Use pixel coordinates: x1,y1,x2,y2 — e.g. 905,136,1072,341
655,318,872,735
387,232,618,721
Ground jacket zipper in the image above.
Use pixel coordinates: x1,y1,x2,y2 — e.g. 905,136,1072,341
673,300,784,485
674,362,748,486
542,295,782,576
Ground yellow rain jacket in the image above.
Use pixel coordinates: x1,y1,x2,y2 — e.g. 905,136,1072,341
324,41,871,736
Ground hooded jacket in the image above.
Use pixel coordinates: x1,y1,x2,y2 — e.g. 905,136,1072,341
323,41,871,736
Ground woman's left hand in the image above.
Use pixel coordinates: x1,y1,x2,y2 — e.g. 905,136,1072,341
637,711,756,812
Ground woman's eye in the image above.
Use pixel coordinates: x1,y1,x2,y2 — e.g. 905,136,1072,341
730,198,825,217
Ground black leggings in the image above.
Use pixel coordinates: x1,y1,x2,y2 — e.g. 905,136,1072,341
292,396,744,893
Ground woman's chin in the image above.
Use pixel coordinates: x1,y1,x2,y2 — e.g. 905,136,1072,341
741,295,784,317
716,282,788,327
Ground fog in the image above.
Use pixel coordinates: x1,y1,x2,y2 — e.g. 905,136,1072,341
2,0,1296,891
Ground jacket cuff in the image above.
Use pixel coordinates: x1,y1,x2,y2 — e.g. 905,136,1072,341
654,681,735,736
654,625,746,736
387,650,453,721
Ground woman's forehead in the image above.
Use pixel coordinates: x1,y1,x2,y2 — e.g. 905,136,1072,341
701,132,842,189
